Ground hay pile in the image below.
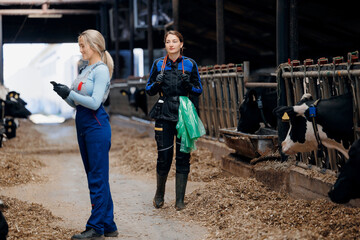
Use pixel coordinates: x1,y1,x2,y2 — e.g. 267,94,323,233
157,177,360,240
0,120,75,240
0,120,47,186
110,125,224,181
1,119,360,240
0,195,75,240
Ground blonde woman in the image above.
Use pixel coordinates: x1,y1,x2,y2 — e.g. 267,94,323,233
52,29,117,240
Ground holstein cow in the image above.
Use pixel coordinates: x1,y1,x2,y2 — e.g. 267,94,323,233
0,210,8,240
120,87,148,115
237,88,278,133
328,139,360,204
274,93,353,159
0,99,31,119
0,93,31,146
6,91,27,107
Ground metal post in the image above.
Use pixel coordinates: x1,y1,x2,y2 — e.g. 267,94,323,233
147,0,153,73
276,0,289,161
216,0,225,64
172,0,179,31
113,0,120,78
129,0,134,76
0,15,3,85
289,0,298,60
100,4,108,46
276,0,289,65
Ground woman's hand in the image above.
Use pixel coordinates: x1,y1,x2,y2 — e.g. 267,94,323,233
156,74,165,85
53,83,71,99
181,74,191,91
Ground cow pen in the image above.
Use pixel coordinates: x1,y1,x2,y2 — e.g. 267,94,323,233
278,51,360,172
109,50,360,174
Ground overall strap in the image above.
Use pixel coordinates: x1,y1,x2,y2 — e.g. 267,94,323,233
77,62,106,91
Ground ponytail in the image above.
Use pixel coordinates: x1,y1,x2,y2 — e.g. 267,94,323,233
102,50,114,79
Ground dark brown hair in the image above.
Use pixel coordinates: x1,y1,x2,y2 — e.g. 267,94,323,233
164,30,184,54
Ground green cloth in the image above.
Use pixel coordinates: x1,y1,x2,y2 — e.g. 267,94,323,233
176,96,206,153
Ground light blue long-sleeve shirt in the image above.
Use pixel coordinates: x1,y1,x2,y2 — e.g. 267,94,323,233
65,63,110,111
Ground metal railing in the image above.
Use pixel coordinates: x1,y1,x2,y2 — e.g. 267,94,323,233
277,51,360,171
198,63,247,139
198,62,278,140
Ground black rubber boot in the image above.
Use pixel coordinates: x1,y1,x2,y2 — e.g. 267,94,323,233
71,228,104,240
175,173,188,211
153,173,168,208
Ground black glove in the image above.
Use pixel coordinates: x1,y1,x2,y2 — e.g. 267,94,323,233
156,74,164,84
53,83,71,99
181,73,192,92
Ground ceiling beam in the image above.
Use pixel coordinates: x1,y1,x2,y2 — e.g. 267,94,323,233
0,9,99,15
0,0,109,4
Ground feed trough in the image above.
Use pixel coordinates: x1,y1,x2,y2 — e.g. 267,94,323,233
220,127,279,159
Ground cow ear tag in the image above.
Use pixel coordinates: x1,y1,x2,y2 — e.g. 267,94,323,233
121,92,127,96
282,112,290,121
309,106,316,117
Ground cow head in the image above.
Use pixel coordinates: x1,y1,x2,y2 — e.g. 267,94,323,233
237,88,277,134
4,118,17,139
328,139,360,204
237,89,262,133
6,91,27,106
0,210,8,239
120,87,148,115
273,93,318,155
0,99,31,118
274,93,352,159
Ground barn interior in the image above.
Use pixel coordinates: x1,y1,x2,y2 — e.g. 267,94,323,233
1,0,359,80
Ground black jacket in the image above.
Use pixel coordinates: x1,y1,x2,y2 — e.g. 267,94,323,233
146,55,202,121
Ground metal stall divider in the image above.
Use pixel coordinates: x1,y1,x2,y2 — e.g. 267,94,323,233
198,66,210,136
198,63,247,140
209,65,221,139
279,51,360,172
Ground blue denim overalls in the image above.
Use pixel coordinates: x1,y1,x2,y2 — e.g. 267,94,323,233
72,62,117,235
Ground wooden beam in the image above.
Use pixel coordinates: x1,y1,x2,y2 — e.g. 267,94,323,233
0,9,99,15
0,0,109,4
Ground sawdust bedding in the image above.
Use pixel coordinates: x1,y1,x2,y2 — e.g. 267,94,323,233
0,120,75,239
1,119,360,240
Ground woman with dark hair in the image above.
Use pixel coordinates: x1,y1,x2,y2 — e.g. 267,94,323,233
146,30,203,210
52,29,118,240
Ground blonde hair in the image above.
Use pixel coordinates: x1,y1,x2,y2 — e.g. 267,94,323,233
78,29,114,78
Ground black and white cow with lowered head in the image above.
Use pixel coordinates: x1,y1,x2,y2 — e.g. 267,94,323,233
237,88,278,134
120,86,148,115
0,210,8,240
274,92,354,159
328,138,360,204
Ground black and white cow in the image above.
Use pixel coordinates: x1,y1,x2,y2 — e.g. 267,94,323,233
328,139,360,204
237,88,277,133
120,87,148,115
0,210,8,240
6,91,27,107
0,99,31,119
0,89,31,146
274,93,353,158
